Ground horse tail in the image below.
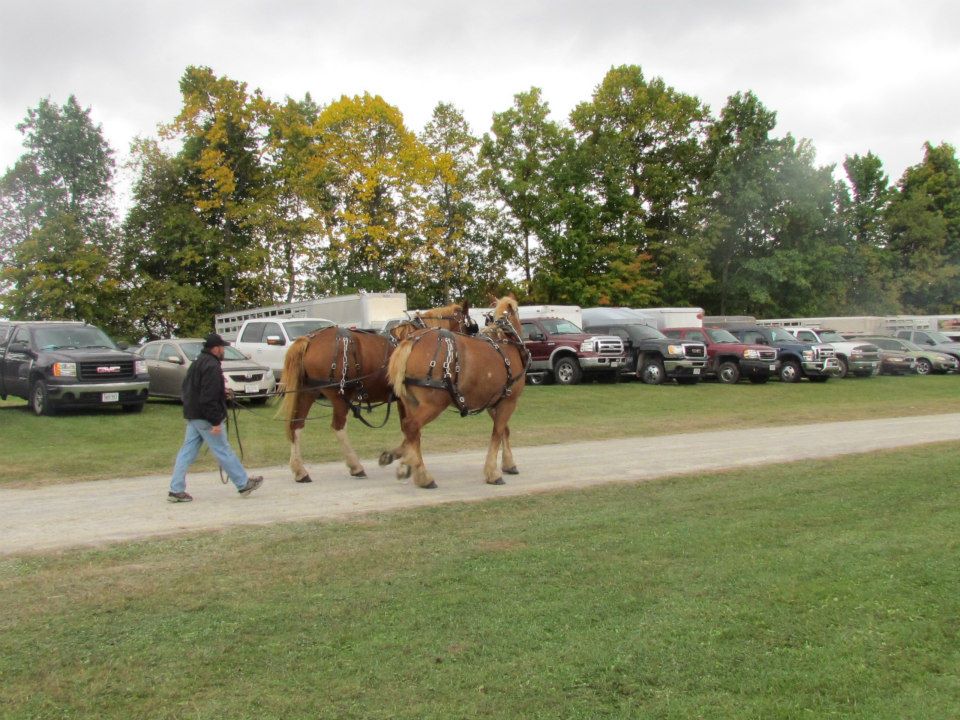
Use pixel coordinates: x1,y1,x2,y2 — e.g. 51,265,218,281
278,335,311,441
387,340,415,402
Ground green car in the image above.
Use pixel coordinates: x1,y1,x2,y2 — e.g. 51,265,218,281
860,336,960,376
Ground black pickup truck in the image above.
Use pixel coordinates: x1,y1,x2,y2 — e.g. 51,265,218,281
0,320,150,415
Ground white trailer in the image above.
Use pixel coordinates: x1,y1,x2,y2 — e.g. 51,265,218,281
215,292,407,340
632,307,705,330
517,305,583,328
755,315,950,337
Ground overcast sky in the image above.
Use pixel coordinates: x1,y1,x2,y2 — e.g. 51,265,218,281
2,0,959,196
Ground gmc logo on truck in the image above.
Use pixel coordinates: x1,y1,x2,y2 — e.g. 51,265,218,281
96,366,121,374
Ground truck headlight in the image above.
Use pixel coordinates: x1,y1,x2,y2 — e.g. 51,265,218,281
666,344,684,357
742,348,760,360
802,350,814,361
135,360,148,375
52,362,77,377
579,339,598,353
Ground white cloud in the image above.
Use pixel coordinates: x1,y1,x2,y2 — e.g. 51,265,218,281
2,0,958,191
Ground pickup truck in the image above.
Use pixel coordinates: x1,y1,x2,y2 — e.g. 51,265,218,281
519,316,625,385
581,319,707,385
783,327,880,378
720,325,840,382
0,320,150,415
232,317,335,380
662,326,779,384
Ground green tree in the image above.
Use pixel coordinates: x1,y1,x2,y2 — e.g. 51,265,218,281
570,65,711,306
420,102,511,304
480,88,565,292
163,66,277,312
0,96,122,331
887,142,960,313
836,152,899,313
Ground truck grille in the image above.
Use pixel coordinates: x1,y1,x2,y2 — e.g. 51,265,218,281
758,349,778,362
78,359,136,381
851,345,880,362
596,338,625,356
813,345,836,360
683,343,706,359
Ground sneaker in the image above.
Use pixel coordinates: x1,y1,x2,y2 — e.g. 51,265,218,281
238,476,263,497
167,491,193,503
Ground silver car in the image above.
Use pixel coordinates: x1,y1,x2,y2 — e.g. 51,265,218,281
136,338,276,404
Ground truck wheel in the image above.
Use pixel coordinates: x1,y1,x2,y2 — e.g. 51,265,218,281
836,357,849,378
553,357,582,385
526,373,547,386
640,359,666,385
915,358,932,375
31,379,55,416
779,360,802,383
717,361,740,384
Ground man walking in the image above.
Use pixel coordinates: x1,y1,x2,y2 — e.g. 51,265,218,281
167,332,263,502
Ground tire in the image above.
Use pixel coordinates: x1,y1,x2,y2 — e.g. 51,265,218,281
30,379,55,416
526,373,547,386
915,358,932,376
122,402,145,413
640,358,666,385
836,356,849,379
779,360,802,383
553,357,582,386
717,361,741,384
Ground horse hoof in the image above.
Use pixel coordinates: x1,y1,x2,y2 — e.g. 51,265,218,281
421,481,438,490
378,451,394,467
503,466,519,475
296,475,312,484
351,470,367,479
489,477,505,485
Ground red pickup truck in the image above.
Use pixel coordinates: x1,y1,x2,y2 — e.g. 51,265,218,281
663,326,779,384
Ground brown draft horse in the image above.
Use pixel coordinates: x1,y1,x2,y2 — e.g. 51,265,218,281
380,295,528,489
278,302,476,483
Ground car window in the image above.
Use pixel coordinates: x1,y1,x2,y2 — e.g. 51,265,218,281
740,331,765,345
685,330,706,342
33,325,116,350
540,319,583,334
607,327,629,341
520,323,540,340
263,322,282,340
283,320,333,338
706,328,738,343
794,330,818,343
140,344,161,360
159,343,180,361
240,322,266,343
222,346,247,361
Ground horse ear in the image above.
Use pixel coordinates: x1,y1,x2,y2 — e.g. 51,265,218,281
462,299,471,313
508,291,518,301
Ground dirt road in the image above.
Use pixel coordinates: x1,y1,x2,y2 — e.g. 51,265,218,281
3,413,959,555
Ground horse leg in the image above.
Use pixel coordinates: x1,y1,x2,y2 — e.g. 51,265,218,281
397,396,445,489
484,403,517,484
289,393,317,483
379,400,409,477
330,395,366,478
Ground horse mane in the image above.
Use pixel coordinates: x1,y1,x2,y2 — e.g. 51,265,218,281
416,302,462,320
480,296,520,338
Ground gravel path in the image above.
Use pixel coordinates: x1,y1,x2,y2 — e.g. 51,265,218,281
3,413,959,555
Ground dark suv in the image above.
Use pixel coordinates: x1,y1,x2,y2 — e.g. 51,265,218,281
0,320,150,415
581,319,707,385
720,325,840,382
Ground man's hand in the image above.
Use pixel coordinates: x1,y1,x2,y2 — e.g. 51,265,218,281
211,424,223,435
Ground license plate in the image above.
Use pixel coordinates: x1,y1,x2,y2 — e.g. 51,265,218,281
102,392,119,403
769,364,776,371
244,383,260,394
693,368,700,375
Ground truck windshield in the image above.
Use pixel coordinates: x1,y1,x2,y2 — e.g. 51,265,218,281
541,319,584,334
926,332,955,344
34,326,117,351
817,331,846,342
284,320,334,338
705,328,738,343
767,329,795,343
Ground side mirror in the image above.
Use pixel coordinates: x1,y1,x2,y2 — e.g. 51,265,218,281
265,335,286,346
530,332,545,341
165,355,185,365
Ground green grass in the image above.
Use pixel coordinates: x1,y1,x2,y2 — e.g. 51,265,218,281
2,444,958,718
1,374,958,486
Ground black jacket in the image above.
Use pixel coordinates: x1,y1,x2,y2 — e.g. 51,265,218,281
181,348,227,425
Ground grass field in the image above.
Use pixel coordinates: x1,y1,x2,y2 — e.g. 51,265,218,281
2,443,958,718
1,374,959,486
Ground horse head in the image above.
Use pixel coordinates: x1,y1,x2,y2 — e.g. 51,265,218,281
389,301,478,342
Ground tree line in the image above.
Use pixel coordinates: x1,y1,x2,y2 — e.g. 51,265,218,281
1,64,958,341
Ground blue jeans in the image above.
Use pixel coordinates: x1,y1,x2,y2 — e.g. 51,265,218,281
170,419,248,493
